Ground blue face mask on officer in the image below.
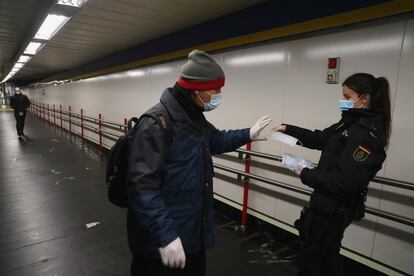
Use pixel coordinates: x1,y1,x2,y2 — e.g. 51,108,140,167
339,95,365,111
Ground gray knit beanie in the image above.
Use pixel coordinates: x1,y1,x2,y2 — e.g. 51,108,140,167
178,49,225,90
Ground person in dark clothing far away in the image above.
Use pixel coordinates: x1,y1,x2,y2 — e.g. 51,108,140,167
272,73,391,276
127,49,271,276
9,87,31,137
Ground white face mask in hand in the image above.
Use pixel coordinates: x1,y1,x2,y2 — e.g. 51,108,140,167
282,153,314,171
269,132,300,147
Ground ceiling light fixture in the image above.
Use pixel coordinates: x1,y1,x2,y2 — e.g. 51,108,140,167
34,14,70,40
56,0,88,8
24,42,44,55
1,0,88,83
13,63,24,69
17,55,32,63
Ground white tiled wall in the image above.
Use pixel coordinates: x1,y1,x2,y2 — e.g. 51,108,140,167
27,19,414,274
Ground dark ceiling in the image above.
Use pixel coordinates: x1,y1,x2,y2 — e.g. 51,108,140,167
0,0,266,84
1,0,410,85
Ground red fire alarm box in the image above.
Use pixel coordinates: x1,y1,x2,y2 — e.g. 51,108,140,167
326,57,340,84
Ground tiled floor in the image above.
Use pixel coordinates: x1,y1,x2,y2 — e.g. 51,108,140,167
0,111,385,276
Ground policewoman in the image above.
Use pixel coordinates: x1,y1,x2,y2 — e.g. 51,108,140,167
272,73,391,276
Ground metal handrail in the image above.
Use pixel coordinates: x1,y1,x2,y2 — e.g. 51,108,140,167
235,149,414,191
32,103,126,130
31,103,414,227
214,164,414,227
33,103,414,192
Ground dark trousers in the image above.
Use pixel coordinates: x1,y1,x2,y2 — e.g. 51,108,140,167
131,251,206,276
297,208,353,276
14,111,26,135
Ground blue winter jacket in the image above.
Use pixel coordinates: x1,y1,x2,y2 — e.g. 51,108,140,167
127,88,251,257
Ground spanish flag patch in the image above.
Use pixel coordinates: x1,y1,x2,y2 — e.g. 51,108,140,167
353,145,371,162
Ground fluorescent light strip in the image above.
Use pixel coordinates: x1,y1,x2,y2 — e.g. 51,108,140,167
17,55,32,63
13,63,24,69
3,1,87,83
56,0,88,8
24,42,43,55
34,14,70,40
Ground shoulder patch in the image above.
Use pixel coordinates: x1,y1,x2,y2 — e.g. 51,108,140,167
353,145,371,162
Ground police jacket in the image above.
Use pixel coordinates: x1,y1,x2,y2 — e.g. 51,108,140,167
10,93,30,112
284,109,386,216
127,86,251,257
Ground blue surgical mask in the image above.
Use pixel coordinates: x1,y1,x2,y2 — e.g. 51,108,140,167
198,93,222,112
339,99,354,111
339,95,364,111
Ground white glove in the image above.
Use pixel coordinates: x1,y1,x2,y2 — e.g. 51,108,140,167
250,115,272,141
159,237,186,269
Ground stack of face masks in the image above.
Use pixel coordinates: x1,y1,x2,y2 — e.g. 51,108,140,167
282,153,315,172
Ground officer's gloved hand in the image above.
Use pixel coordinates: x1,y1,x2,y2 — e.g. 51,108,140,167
159,237,186,269
250,116,272,141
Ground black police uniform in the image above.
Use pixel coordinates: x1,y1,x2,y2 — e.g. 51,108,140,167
10,93,31,136
284,109,386,276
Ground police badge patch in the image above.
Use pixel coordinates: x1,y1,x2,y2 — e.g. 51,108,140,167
353,145,371,162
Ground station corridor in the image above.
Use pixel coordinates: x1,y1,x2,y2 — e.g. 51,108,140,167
0,111,386,276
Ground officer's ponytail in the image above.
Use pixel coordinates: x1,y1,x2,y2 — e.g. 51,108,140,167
373,77,391,147
343,73,392,147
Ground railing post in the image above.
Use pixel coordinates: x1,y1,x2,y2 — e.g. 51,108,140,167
47,103,50,123
99,113,103,154
69,106,72,133
81,108,84,141
60,105,63,127
124,118,128,135
53,104,56,125
241,143,252,230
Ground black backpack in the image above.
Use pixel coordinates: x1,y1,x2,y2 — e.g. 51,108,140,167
105,111,172,208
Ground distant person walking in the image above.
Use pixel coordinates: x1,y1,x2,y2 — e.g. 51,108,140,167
10,87,31,137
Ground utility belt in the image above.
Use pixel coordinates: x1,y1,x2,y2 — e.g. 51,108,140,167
309,193,347,216
294,193,349,243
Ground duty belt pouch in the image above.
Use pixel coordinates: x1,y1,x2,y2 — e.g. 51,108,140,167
294,207,312,243
354,187,368,221
354,204,365,221
309,193,337,216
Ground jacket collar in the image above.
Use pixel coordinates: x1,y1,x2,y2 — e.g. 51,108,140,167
341,108,385,139
160,88,208,133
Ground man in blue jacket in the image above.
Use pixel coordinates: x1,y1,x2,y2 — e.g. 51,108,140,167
127,49,271,276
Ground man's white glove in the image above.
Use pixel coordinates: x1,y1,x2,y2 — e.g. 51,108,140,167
250,115,272,141
159,237,186,269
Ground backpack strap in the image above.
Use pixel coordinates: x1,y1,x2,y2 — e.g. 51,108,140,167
127,103,173,143
127,117,139,131
137,112,172,144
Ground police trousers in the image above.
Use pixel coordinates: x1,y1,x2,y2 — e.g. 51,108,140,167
296,198,353,276
131,250,206,276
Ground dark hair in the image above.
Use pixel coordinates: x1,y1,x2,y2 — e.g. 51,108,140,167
343,73,391,146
